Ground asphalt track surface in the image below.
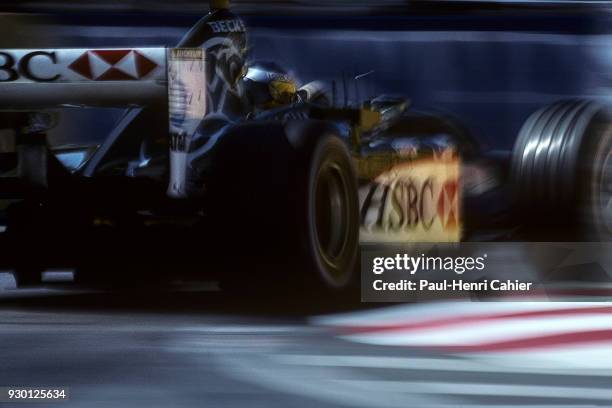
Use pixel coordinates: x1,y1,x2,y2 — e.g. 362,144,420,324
1,273,612,408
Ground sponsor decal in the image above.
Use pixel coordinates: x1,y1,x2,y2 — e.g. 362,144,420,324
437,180,459,230
359,153,460,242
167,48,207,198
0,51,59,82
207,19,246,33
68,50,158,81
0,49,161,83
171,49,203,61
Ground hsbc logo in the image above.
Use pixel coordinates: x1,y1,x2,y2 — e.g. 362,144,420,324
0,49,160,83
360,163,462,239
68,50,158,81
437,180,459,230
0,51,60,82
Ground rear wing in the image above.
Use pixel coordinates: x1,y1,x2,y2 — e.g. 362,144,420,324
0,47,206,198
0,48,168,109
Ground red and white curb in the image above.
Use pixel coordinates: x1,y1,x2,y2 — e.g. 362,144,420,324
313,302,612,365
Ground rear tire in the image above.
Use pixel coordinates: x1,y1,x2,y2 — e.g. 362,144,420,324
300,134,359,290
6,201,45,287
218,131,359,294
13,267,42,287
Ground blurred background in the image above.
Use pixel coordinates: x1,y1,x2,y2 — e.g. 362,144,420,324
3,0,612,151
1,1,612,407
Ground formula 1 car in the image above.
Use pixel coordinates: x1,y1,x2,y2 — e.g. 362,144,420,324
0,0,610,291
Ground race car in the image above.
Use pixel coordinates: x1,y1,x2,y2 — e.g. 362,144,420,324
0,0,609,291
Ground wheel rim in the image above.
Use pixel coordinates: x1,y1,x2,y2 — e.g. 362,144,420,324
314,161,351,281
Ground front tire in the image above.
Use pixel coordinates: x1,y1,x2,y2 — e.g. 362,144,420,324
510,99,612,239
579,119,612,239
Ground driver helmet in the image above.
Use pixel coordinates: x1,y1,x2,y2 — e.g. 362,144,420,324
243,61,299,111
